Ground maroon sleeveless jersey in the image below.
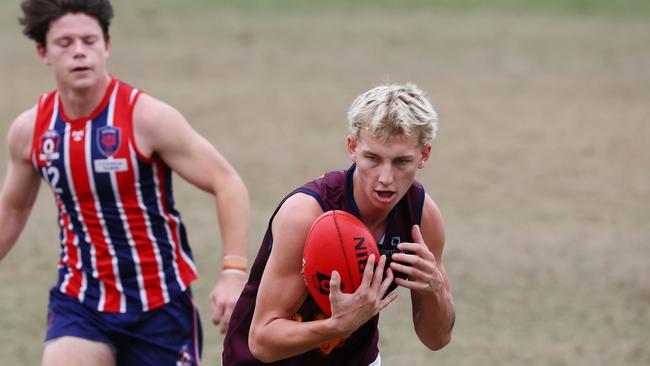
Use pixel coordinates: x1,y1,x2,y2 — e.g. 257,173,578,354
223,164,425,365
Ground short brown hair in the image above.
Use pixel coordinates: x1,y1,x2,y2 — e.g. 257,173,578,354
19,0,114,47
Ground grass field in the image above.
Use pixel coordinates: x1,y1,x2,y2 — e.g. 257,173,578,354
1,1,649,365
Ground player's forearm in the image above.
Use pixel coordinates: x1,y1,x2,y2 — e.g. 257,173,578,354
0,201,32,261
249,317,344,362
214,173,249,258
411,288,455,350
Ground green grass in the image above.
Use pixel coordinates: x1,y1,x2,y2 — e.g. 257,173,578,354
124,0,650,17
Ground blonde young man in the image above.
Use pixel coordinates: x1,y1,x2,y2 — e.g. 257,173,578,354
0,1,249,365
223,83,455,365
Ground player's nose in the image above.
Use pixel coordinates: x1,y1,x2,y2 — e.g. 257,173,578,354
72,39,86,58
377,163,394,185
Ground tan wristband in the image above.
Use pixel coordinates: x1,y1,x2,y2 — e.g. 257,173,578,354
223,255,248,272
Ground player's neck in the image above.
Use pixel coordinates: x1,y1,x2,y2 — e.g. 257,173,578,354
354,197,390,242
57,75,112,120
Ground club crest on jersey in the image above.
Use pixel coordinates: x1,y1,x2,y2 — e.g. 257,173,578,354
39,130,60,163
97,126,121,157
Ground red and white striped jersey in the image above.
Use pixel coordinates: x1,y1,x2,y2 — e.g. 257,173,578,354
31,78,197,313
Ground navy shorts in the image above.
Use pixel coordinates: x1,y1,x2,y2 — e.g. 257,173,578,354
45,287,202,366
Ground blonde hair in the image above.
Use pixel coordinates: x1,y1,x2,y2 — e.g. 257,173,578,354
347,83,438,146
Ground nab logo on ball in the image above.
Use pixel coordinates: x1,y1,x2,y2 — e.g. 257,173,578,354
302,210,380,316
353,236,371,272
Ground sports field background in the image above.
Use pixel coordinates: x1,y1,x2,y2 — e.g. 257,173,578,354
1,1,648,365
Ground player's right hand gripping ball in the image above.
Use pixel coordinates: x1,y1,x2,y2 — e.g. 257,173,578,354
302,210,380,316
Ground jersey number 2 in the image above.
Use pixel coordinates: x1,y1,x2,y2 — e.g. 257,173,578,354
45,166,63,194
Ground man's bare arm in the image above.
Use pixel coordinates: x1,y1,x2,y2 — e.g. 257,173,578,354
0,108,42,261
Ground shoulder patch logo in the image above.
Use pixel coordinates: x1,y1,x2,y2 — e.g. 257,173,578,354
39,130,60,163
97,126,121,157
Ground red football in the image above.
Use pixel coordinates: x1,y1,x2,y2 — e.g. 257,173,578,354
302,210,380,316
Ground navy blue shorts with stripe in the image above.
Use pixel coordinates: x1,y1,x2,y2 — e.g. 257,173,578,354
45,287,202,366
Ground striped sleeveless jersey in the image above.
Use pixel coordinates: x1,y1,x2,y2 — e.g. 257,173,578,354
31,78,197,313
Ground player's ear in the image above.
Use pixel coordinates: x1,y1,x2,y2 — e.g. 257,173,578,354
36,43,50,65
418,143,431,169
346,135,358,163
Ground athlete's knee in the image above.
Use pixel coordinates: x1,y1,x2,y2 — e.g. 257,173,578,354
42,336,115,366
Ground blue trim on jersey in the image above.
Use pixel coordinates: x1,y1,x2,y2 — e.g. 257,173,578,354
156,165,193,262
164,167,194,262
162,167,178,214
89,114,144,312
344,164,363,220
262,187,328,253
94,181,143,313
49,113,90,298
416,185,425,225
136,160,183,296
177,223,193,260
293,188,328,212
